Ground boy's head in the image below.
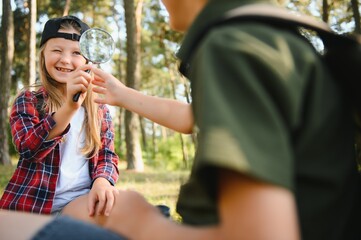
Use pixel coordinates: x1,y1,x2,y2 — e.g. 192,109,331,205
40,16,90,47
161,0,208,32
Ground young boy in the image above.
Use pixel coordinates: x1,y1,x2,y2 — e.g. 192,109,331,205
1,0,360,239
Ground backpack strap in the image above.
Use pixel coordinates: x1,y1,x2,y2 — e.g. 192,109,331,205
178,3,358,77
180,3,361,106
226,4,330,32
222,4,359,47
203,4,361,108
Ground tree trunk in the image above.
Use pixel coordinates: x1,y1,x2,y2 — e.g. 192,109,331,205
181,74,197,147
0,0,14,165
118,108,124,158
139,116,147,150
351,0,361,34
124,0,144,171
63,0,71,16
151,122,157,159
322,0,329,23
169,70,188,168
27,0,37,88
112,2,125,159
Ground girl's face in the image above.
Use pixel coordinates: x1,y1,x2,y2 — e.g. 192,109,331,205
161,0,207,32
43,29,86,84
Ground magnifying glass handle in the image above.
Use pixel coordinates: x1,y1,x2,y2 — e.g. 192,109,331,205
73,68,91,102
73,92,81,102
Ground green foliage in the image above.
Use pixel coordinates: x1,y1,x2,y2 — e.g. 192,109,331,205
144,133,194,171
116,169,189,222
7,122,17,157
12,4,30,91
0,161,16,194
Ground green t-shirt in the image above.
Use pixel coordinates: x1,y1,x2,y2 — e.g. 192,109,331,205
176,1,361,239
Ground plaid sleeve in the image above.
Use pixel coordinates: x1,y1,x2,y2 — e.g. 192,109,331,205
10,90,68,162
90,104,119,185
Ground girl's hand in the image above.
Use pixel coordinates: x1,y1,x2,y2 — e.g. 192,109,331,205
88,177,118,217
66,64,92,105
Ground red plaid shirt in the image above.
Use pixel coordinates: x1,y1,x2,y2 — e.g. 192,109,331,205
0,88,119,214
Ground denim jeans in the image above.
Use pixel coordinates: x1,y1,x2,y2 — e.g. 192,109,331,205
31,216,127,240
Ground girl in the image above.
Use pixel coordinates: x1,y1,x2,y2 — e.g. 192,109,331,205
0,16,119,219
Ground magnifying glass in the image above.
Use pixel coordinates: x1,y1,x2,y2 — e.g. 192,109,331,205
73,28,115,102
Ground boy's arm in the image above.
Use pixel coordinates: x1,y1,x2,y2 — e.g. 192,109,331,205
0,210,53,240
217,170,300,240
102,169,300,240
91,66,194,134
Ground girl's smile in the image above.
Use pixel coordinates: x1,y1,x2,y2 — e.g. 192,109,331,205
56,67,73,72
43,29,86,84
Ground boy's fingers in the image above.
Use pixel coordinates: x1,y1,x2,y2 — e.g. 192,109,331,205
94,99,105,105
90,66,106,78
92,79,106,88
92,75,105,83
92,86,105,94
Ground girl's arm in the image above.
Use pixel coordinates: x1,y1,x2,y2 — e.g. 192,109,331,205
88,104,119,216
10,91,67,161
11,65,92,161
91,66,194,134
89,104,119,185
47,64,93,140
63,105,119,221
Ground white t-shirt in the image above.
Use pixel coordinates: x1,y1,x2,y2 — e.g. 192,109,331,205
52,107,92,213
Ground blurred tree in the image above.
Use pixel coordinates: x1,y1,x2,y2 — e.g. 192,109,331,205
124,0,144,171
111,0,126,160
351,0,361,33
63,0,71,16
12,1,30,92
27,0,37,88
140,0,193,168
322,0,329,23
0,0,14,165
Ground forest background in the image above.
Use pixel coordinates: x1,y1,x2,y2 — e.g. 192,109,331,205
0,0,360,178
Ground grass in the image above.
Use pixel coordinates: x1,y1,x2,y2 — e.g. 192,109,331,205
0,164,15,194
0,160,190,221
116,169,189,221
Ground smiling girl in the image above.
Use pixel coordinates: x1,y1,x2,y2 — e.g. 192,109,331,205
0,16,119,219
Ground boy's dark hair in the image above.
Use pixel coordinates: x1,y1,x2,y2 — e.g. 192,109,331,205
40,15,90,47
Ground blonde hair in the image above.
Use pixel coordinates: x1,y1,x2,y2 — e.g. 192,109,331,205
38,19,102,157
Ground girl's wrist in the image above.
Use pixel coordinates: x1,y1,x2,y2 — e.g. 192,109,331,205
93,177,111,187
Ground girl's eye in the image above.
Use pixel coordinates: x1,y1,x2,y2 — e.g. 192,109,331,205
52,49,61,53
74,51,81,55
